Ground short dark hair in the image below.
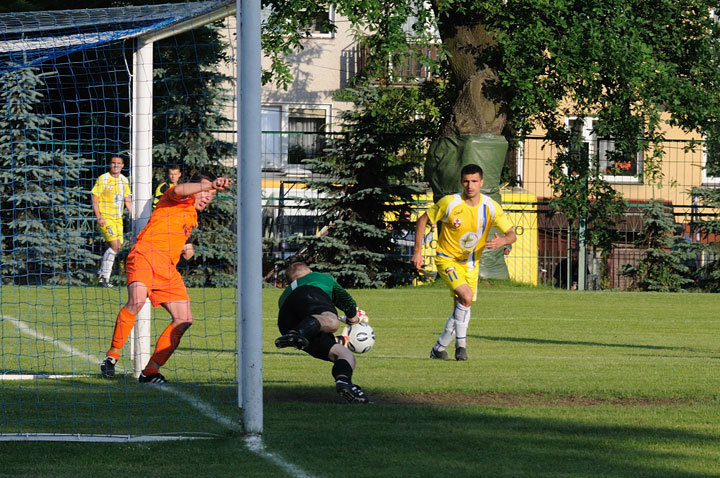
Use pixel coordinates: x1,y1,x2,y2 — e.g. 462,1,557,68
460,163,483,178
189,171,217,183
286,261,311,281
167,165,181,172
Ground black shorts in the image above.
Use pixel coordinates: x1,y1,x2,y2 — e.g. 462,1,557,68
278,285,337,361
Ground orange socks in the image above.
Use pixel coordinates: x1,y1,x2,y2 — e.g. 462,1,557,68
107,306,137,359
144,323,187,373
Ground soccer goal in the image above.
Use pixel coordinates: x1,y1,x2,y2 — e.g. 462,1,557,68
0,0,262,440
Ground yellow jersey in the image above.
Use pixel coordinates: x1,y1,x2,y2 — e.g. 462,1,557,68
91,172,130,218
425,193,513,263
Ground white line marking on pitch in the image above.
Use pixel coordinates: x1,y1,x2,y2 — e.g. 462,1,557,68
3,315,103,364
3,314,312,478
245,435,315,478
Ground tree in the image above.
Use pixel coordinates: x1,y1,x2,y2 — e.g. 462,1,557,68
688,186,720,292
1,2,237,287
264,1,720,178
287,84,440,287
267,1,720,140
0,65,94,285
263,0,720,287
152,26,236,287
620,201,699,292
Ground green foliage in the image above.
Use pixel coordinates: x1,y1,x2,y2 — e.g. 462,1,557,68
547,125,626,277
0,65,95,285
620,201,698,292
152,25,236,287
3,1,237,288
688,186,720,292
289,85,438,288
264,0,720,188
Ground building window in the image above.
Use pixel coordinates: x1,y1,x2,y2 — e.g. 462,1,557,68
261,104,331,172
262,106,283,171
566,117,642,183
288,108,327,164
305,6,334,38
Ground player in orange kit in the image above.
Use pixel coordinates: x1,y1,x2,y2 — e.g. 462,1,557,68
100,172,233,383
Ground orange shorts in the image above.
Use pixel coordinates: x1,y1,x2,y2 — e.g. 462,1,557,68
126,250,189,307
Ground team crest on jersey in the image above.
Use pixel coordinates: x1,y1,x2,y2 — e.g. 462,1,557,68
452,217,462,228
459,232,480,250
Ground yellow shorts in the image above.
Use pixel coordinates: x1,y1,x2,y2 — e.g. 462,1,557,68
99,216,123,243
435,255,480,302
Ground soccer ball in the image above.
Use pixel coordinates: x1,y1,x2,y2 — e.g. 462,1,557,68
346,322,375,354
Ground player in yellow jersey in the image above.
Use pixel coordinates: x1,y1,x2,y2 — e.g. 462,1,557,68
91,156,132,287
411,164,516,361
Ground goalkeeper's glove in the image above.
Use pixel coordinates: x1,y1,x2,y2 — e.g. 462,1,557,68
339,315,360,325
340,309,367,325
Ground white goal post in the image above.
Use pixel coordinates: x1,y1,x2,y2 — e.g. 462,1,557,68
0,0,263,438
124,0,263,434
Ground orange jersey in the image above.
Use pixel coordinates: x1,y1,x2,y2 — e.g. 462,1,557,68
132,190,197,266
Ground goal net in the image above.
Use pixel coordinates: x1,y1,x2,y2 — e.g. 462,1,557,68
0,1,242,440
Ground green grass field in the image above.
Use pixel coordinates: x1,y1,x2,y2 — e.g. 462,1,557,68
1,283,720,477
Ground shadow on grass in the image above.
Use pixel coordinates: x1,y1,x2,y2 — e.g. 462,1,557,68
475,334,698,352
264,384,720,477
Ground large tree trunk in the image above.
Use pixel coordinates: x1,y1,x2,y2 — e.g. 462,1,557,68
435,12,506,136
425,10,512,280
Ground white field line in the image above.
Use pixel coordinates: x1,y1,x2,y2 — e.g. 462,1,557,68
0,374,87,380
2,314,312,478
245,435,315,478
3,315,103,364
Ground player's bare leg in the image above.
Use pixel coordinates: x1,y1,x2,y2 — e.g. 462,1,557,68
275,311,339,350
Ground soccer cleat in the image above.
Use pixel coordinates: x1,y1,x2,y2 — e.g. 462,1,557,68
429,347,449,360
98,277,114,288
455,346,468,361
335,380,370,404
138,372,166,384
100,356,116,378
274,332,309,350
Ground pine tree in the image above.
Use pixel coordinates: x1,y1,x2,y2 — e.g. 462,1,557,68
688,186,720,292
0,65,94,285
152,25,236,287
620,201,698,292
289,85,437,288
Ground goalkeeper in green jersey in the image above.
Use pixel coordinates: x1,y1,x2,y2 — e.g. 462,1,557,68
275,262,370,403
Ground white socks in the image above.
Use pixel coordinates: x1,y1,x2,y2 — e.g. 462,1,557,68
98,248,117,280
435,303,472,351
453,303,471,348
435,313,456,351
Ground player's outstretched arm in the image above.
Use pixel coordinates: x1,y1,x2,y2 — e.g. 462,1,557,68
170,177,234,199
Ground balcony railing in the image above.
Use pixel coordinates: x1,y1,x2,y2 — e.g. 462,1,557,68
356,44,440,84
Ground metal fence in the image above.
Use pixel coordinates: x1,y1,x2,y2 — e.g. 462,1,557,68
260,132,720,289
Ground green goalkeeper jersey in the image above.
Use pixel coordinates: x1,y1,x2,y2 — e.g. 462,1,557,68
278,271,357,319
